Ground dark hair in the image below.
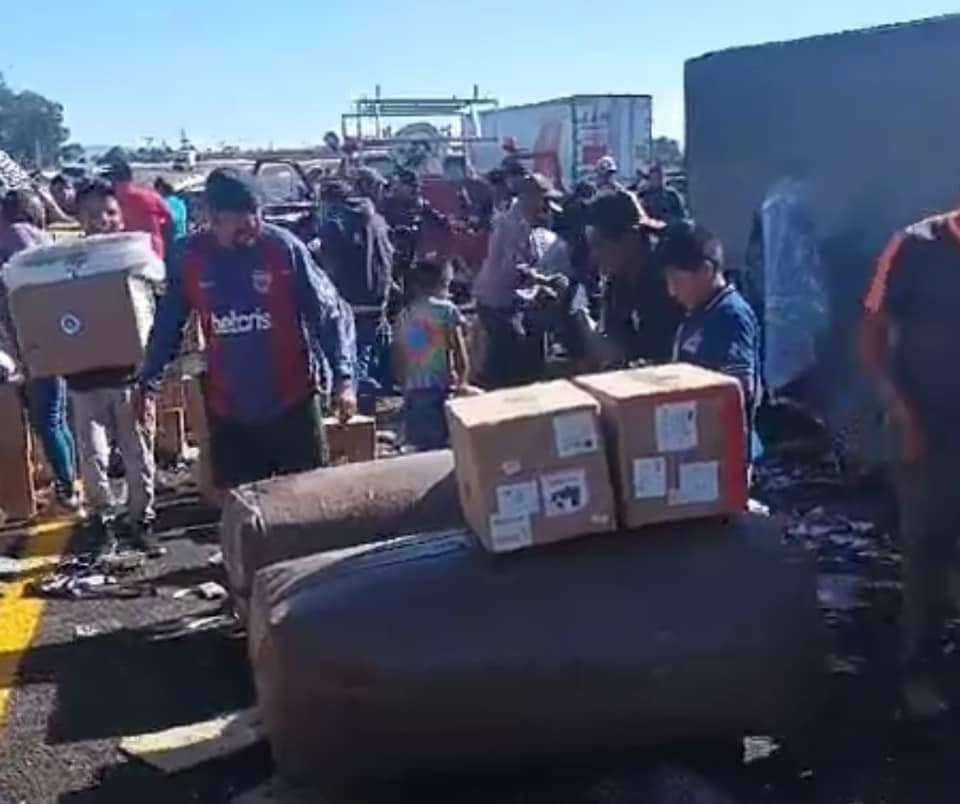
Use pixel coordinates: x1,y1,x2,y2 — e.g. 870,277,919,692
1,189,43,226
585,190,644,239
50,174,70,189
205,168,260,213
154,177,175,196
107,159,133,182
75,178,117,208
652,222,724,273
410,257,450,294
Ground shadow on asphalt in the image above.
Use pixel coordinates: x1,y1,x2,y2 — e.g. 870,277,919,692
57,742,273,804
7,612,253,744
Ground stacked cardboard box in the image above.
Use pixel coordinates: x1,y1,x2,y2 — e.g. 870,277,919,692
447,366,749,552
575,364,748,528
446,380,616,553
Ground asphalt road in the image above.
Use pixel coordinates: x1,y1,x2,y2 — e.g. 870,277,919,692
2,462,960,803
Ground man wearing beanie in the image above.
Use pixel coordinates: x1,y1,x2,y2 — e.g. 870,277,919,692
139,168,357,490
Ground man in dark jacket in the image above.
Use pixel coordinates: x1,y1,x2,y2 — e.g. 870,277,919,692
318,169,394,404
640,164,688,224
139,169,356,490
862,209,960,717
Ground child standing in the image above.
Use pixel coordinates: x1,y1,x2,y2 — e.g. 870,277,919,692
395,259,470,450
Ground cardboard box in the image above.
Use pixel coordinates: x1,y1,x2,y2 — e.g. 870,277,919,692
446,380,616,553
574,364,748,528
9,272,155,379
183,376,222,509
0,384,36,523
323,416,376,465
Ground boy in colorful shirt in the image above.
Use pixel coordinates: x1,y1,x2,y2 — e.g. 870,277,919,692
395,259,469,450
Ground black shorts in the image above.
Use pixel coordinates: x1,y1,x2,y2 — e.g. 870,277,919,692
207,395,329,489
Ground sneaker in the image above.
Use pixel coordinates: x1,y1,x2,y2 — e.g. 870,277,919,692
129,522,165,559
53,485,85,517
81,515,118,560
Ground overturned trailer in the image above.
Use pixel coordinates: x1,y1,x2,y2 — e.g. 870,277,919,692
686,14,960,467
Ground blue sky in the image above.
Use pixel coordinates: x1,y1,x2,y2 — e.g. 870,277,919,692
2,1,956,148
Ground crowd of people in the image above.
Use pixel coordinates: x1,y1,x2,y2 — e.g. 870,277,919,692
0,153,762,557
3,141,959,714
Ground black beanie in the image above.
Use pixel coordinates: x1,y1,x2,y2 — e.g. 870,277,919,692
205,168,261,213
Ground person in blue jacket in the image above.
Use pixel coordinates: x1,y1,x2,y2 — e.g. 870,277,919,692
138,168,357,490
653,222,762,458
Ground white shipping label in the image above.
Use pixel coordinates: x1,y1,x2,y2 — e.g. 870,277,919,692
655,401,699,453
633,457,667,499
541,469,589,518
489,514,534,552
553,412,599,458
668,461,720,506
496,480,541,518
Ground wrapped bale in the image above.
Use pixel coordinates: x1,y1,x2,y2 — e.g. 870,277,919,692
221,450,463,618
249,515,826,786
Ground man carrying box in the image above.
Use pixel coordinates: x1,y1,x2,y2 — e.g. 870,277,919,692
71,180,159,555
138,169,357,490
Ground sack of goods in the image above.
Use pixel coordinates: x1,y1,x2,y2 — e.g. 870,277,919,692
249,516,825,785
220,449,464,620
3,232,164,378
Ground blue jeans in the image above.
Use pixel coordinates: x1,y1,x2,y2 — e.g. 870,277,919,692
404,389,450,450
25,377,77,493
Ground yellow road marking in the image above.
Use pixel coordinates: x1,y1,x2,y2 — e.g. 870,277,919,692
0,519,74,728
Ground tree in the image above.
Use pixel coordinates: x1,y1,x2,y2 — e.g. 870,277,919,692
651,136,683,169
0,73,69,168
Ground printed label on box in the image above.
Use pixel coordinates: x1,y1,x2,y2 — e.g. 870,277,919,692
655,401,698,453
489,514,534,552
553,412,599,458
541,469,589,518
633,457,667,499
668,461,720,506
496,480,541,518
501,459,522,476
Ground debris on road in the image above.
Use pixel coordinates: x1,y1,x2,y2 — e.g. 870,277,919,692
743,735,780,764
120,707,263,773
172,581,228,601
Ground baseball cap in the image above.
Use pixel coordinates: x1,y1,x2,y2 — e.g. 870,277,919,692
595,155,618,175
585,189,665,238
652,221,724,273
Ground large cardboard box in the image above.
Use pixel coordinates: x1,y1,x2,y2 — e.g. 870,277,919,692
10,272,155,379
574,364,748,528
4,233,161,379
0,384,35,524
446,380,616,553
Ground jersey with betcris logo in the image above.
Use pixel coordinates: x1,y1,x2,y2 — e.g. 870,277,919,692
180,226,314,423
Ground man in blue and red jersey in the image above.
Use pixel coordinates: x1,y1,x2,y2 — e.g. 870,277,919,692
138,168,357,490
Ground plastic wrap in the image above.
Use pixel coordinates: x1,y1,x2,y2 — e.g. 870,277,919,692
756,177,829,392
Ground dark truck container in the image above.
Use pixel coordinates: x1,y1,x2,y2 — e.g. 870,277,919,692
685,14,960,468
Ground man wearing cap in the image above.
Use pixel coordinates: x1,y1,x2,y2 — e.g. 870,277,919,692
585,189,682,365
595,156,622,193
139,168,357,490
107,158,173,259
319,167,394,405
652,222,761,451
640,164,688,224
472,172,566,388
